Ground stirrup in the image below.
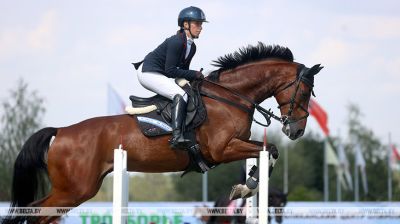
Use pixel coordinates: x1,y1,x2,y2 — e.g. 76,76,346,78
169,136,192,150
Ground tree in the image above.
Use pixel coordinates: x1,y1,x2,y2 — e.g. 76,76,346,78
269,131,325,201
0,79,45,200
345,103,399,201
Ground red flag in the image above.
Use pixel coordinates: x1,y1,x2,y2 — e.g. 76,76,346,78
392,145,400,161
308,98,329,136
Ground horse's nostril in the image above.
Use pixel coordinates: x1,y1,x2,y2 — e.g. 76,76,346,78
295,129,304,138
283,125,290,135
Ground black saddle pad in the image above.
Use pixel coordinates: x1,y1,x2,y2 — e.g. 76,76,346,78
135,110,173,136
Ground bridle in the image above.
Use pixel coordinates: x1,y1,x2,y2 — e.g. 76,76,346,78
274,65,315,125
200,65,314,127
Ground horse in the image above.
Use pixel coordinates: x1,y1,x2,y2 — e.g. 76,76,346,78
206,164,288,224
206,187,288,224
3,43,322,224
268,188,288,224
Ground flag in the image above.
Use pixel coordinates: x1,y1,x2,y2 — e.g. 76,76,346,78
107,84,126,115
355,144,368,194
337,144,353,191
325,140,339,166
392,145,400,161
391,145,400,170
324,139,338,201
309,98,329,136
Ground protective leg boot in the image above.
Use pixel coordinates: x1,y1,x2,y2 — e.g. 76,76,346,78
169,95,191,149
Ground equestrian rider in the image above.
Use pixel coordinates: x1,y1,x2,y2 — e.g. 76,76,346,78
137,6,207,149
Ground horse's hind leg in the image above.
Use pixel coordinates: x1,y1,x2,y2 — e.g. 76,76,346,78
33,172,106,223
32,177,106,224
30,190,81,224
32,145,112,223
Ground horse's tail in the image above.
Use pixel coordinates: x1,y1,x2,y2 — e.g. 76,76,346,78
2,127,57,223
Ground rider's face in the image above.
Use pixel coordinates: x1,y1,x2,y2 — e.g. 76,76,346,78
184,21,203,38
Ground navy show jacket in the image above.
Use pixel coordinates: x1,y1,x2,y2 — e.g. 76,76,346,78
142,31,198,81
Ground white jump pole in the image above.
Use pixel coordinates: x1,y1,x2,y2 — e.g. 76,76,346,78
246,129,269,224
258,147,269,223
113,144,129,224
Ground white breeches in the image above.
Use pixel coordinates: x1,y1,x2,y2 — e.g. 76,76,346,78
137,71,188,102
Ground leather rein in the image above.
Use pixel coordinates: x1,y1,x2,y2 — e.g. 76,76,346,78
199,66,313,127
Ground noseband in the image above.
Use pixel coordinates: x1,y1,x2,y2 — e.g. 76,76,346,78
201,64,314,127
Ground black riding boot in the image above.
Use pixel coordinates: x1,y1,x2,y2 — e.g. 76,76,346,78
169,95,191,149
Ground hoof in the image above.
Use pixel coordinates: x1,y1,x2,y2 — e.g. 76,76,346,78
268,144,279,160
229,184,259,200
229,184,244,200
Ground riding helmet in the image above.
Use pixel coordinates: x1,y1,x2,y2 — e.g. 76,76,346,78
178,6,208,27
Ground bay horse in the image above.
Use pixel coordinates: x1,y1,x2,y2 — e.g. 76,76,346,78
206,187,288,224
3,43,322,224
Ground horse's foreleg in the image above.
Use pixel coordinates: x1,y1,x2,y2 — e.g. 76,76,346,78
239,139,280,177
227,139,280,200
213,138,277,163
244,140,280,161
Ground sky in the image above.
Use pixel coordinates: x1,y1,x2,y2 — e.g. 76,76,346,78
0,0,399,147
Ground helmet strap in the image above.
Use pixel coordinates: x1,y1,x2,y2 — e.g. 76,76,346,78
186,22,198,39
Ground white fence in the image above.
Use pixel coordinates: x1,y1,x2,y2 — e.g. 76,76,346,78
113,145,129,224
245,150,269,224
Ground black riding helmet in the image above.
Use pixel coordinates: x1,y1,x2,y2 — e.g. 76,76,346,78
178,6,208,27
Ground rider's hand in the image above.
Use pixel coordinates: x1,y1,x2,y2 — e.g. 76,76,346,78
195,72,205,80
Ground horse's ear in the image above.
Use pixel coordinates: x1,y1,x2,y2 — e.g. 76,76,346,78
309,64,323,76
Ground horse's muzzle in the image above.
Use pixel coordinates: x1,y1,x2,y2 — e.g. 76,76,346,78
282,123,304,140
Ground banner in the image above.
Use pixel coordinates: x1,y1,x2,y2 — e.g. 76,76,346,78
355,144,368,194
325,140,339,166
337,144,353,191
107,84,126,115
391,144,400,170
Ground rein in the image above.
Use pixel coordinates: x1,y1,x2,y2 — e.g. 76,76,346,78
200,66,313,127
200,79,281,127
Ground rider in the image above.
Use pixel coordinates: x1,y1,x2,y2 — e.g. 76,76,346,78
137,6,207,149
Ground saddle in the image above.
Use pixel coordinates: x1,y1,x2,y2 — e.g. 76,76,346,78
127,80,206,137
126,80,214,175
